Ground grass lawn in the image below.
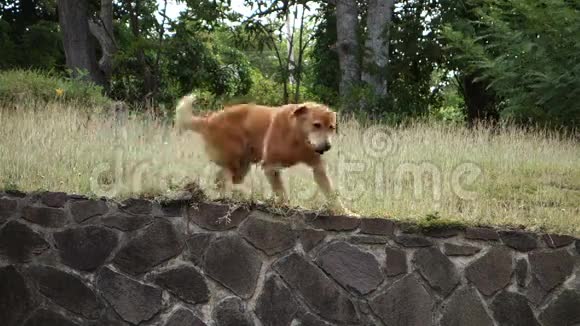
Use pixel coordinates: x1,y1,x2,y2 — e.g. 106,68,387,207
1,101,579,236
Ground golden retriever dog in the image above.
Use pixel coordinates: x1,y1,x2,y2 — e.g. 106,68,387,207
175,95,352,214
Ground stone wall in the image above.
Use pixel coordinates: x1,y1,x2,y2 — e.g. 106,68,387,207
0,190,579,326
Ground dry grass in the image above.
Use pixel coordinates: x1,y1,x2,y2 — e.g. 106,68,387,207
1,102,579,236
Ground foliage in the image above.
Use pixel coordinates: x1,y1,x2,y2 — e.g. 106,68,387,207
309,1,447,118
182,67,284,111
0,69,111,107
0,0,57,32
0,19,63,70
219,25,281,80
387,0,445,117
1,0,578,128
443,0,580,128
428,70,466,123
166,25,252,95
21,20,63,69
308,3,339,107
236,1,318,104
0,0,63,70
245,68,284,105
107,3,253,108
181,0,241,30
0,19,18,68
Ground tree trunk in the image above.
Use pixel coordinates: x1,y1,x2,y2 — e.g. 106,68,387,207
57,0,105,85
462,73,499,127
335,0,360,102
88,0,117,88
155,0,168,68
294,7,306,103
129,0,156,102
285,8,296,86
362,0,394,98
266,30,287,105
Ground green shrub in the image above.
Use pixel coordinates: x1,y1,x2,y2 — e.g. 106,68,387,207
245,68,284,106
182,68,285,112
429,82,466,123
181,69,328,112
0,69,111,108
443,0,580,128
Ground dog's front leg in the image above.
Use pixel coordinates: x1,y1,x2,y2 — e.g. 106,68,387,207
311,161,339,202
312,161,356,216
263,166,288,204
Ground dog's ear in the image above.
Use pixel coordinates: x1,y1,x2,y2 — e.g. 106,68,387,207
293,105,308,116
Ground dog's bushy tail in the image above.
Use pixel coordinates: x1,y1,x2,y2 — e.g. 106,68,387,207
175,95,206,133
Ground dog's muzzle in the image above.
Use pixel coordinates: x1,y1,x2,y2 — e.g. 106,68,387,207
314,143,332,154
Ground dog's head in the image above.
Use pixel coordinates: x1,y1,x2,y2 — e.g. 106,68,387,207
292,102,337,154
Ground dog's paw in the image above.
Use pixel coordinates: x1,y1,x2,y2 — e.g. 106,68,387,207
329,203,359,217
345,209,360,217
339,208,360,217
269,194,289,206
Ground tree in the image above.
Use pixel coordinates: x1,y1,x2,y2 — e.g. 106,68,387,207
88,0,117,87
387,0,446,117
309,3,339,106
443,0,580,128
128,0,156,100
1,0,64,70
293,5,309,103
57,0,104,84
237,1,316,104
1,0,57,34
361,0,394,98
312,0,446,117
335,0,360,103
440,0,499,127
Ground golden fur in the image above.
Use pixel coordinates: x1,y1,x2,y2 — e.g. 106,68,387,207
175,95,350,213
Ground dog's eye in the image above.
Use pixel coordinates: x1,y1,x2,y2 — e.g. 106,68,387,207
329,125,335,130
313,122,322,129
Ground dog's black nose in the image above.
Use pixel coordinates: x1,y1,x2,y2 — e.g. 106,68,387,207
315,143,331,154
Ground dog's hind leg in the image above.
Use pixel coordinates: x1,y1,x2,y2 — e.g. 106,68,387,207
214,169,227,193
231,160,251,185
214,168,235,198
230,160,252,196
263,166,288,204
215,161,251,198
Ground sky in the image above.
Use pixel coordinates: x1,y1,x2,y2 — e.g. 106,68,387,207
155,0,319,40
164,0,186,19
159,0,267,21
157,0,318,23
